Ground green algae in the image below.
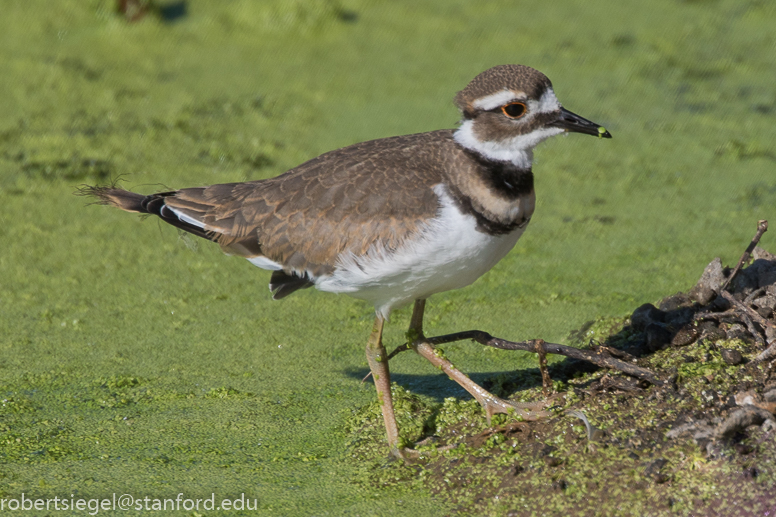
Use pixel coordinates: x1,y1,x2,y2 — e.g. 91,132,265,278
1,0,775,515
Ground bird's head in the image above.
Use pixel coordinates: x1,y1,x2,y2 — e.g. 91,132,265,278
454,64,611,166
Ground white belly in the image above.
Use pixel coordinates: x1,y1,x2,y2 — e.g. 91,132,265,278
315,185,527,319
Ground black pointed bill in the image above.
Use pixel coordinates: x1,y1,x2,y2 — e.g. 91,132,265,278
551,107,612,138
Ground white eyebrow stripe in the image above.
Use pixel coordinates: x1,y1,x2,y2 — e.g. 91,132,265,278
471,89,522,111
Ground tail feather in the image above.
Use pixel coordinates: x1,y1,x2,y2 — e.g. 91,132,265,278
77,183,309,300
76,185,148,213
76,184,216,242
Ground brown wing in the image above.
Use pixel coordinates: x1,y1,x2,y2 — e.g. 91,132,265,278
163,130,455,278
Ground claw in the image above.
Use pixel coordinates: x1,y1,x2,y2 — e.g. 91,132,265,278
394,441,457,460
482,396,552,424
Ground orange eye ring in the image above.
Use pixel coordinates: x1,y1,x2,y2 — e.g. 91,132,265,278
501,102,527,119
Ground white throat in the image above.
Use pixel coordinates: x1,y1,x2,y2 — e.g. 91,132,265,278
453,121,566,169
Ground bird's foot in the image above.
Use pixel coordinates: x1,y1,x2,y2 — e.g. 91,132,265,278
389,446,419,461
480,394,553,425
411,337,555,424
390,441,457,461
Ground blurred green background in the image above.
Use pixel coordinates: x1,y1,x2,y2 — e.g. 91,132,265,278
1,0,774,515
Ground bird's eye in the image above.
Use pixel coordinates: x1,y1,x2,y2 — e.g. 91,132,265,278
501,102,527,119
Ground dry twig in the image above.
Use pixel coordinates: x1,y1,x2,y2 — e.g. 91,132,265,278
721,219,768,291
424,331,662,385
714,405,775,440
719,290,773,332
535,339,553,396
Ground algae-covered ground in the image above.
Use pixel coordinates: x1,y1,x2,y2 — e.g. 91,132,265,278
1,0,774,515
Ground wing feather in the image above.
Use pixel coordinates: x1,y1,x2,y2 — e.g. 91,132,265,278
162,130,452,277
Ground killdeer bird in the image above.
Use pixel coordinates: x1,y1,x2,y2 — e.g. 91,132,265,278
80,64,611,459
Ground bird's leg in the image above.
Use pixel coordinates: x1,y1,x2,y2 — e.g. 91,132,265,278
364,315,405,459
409,299,550,424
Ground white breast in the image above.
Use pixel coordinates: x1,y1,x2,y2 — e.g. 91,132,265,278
315,185,528,319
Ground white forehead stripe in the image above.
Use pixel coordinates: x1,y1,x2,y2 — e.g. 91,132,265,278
471,89,522,111
537,88,561,113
